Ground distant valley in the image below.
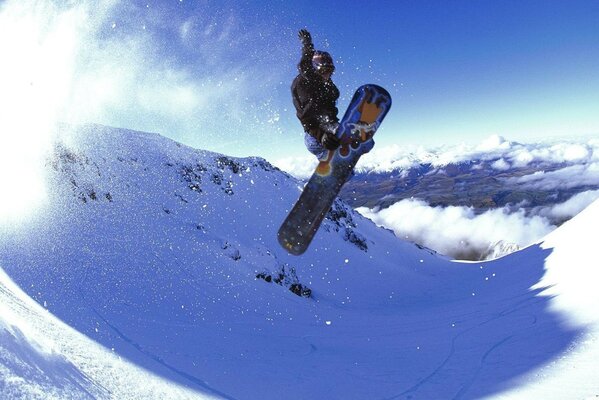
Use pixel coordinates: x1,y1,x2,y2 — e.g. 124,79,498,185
341,159,596,225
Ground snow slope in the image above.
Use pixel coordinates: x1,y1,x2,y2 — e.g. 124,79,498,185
1,124,597,399
0,269,213,400
493,197,599,399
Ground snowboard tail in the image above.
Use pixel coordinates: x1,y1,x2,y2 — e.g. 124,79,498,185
278,84,392,255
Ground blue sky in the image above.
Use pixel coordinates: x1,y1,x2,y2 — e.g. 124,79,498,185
216,0,599,159
5,0,598,161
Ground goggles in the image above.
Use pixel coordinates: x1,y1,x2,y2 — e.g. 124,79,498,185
314,63,335,74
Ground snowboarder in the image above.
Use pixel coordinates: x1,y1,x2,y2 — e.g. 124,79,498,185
291,29,341,161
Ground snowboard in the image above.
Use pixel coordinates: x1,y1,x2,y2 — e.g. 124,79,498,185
278,84,392,255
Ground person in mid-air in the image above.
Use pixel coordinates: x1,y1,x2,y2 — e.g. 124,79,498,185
291,29,341,161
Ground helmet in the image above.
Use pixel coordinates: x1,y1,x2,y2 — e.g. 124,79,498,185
312,51,335,74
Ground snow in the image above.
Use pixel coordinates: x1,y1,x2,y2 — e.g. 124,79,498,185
1,124,598,399
490,197,599,399
0,269,211,400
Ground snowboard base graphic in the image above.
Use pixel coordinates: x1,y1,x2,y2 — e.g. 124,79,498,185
278,84,392,255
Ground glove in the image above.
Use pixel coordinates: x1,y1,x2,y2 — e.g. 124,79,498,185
298,29,312,46
321,131,340,151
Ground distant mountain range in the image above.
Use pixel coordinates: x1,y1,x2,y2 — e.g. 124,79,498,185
342,159,596,224
327,136,599,225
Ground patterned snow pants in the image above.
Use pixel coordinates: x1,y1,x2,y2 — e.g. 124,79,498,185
304,133,328,161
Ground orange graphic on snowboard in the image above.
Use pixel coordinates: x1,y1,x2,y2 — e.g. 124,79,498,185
315,89,384,176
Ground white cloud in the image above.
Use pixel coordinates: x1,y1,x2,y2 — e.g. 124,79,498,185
491,158,511,171
537,190,599,220
358,189,599,260
476,134,512,152
355,135,599,173
510,148,534,168
179,18,193,41
275,135,599,184
358,198,556,260
508,163,599,190
561,143,590,162
271,155,318,179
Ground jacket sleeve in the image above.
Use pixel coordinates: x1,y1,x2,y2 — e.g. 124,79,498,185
292,79,316,124
292,92,312,120
297,40,315,76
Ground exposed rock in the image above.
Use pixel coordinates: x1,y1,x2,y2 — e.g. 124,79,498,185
256,264,312,298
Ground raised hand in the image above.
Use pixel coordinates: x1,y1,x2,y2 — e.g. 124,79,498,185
298,29,312,46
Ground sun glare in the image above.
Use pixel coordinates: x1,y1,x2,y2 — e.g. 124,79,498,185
0,2,82,221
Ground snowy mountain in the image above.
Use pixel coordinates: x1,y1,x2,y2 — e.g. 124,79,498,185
1,125,598,399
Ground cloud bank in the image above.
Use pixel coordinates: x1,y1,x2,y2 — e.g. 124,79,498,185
536,189,599,221
358,190,599,260
358,199,556,260
357,135,598,173
275,135,599,181
506,164,599,191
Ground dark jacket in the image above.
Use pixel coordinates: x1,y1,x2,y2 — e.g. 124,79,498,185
291,42,340,141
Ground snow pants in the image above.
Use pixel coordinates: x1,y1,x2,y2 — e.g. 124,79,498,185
304,133,328,161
